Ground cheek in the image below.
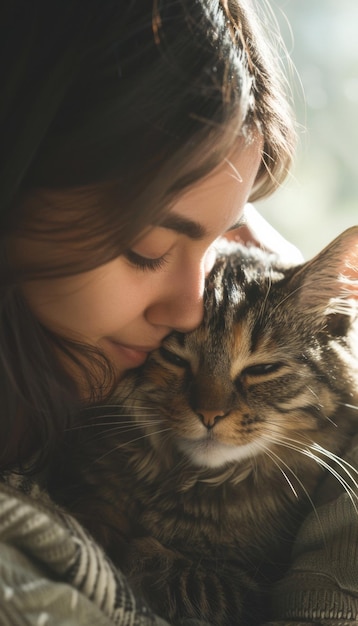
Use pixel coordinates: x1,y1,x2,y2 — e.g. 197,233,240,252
22,281,110,337
21,267,146,340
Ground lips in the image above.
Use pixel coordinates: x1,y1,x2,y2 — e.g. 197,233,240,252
106,340,160,368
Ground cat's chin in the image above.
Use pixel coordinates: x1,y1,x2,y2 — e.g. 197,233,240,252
176,436,264,469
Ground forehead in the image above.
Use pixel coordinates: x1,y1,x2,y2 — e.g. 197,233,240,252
161,137,262,236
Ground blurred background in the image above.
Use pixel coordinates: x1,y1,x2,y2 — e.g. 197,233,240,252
257,0,358,258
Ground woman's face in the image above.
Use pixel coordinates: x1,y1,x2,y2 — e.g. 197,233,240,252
19,139,262,382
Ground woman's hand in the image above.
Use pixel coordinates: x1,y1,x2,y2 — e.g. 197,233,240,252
225,204,304,265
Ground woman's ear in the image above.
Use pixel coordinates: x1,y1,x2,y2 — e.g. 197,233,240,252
292,226,358,320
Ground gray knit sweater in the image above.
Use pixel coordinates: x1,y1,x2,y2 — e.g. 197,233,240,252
1,437,357,626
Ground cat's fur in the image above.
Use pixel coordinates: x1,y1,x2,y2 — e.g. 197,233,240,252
51,227,358,626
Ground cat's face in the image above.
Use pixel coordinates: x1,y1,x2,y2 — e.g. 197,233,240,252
118,229,358,470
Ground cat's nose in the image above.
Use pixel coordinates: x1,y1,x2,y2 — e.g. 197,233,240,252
197,409,227,430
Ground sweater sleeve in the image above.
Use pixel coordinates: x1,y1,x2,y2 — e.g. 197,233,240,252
264,434,358,626
0,478,169,626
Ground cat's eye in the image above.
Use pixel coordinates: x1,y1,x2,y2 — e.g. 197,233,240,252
159,347,188,368
242,362,283,377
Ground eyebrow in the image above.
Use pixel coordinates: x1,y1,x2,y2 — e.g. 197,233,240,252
160,213,247,239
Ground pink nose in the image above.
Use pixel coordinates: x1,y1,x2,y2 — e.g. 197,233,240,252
196,409,227,429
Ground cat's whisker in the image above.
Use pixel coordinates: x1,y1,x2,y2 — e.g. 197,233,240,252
263,433,358,512
85,414,159,421
259,445,299,498
303,387,333,417
310,443,358,490
81,404,137,411
88,421,160,441
258,427,317,452
260,441,326,522
78,413,159,424
338,402,358,411
301,386,339,427
271,432,358,484
82,403,158,412
262,442,328,538
306,455,358,515
65,419,162,432
94,427,172,462
87,415,159,422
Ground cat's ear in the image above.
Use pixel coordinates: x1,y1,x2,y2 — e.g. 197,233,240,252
293,226,358,320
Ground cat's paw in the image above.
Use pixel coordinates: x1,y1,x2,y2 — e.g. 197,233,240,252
125,538,260,626
123,536,180,571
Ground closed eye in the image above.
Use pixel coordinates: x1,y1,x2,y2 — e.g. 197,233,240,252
124,249,169,272
159,347,188,368
242,362,283,377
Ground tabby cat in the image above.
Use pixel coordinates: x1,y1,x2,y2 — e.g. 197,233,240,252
51,226,358,626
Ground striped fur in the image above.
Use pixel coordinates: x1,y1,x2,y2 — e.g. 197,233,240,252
51,227,358,626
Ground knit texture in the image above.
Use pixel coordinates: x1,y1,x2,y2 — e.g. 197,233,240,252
0,474,169,626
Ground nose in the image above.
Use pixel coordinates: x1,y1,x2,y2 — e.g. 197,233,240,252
145,258,206,333
197,409,228,430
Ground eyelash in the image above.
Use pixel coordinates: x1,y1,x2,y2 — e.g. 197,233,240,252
125,250,169,272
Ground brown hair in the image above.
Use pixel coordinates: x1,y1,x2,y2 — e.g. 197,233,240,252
0,0,296,469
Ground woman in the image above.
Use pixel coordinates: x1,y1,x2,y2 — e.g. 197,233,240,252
0,1,357,624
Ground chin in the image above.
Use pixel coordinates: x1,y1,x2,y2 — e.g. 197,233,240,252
177,437,265,469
